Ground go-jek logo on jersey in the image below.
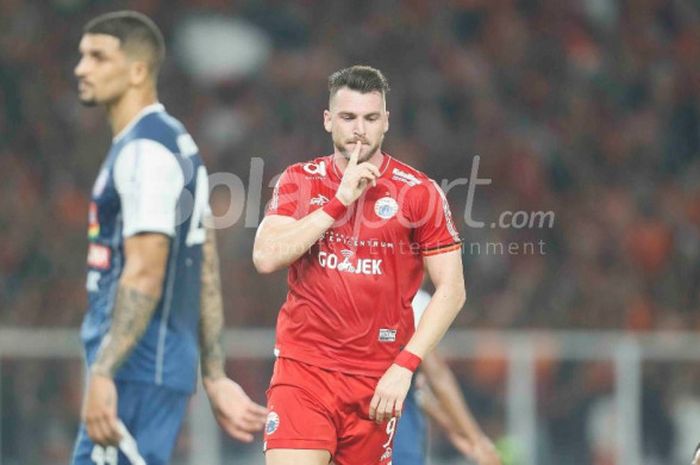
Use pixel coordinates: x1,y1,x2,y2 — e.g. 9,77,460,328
318,249,383,275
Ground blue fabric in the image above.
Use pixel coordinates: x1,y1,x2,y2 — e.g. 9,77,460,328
71,380,189,465
81,107,205,394
393,385,427,465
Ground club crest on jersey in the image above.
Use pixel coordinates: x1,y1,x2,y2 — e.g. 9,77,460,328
265,411,280,435
303,161,327,177
374,197,398,220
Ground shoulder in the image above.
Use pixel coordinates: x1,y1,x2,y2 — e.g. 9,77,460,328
113,139,183,190
386,156,441,197
129,109,193,155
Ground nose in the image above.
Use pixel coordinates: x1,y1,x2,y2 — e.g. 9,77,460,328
354,118,365,136
74,57,87,78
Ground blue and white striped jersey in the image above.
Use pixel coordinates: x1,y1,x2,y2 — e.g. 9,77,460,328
81,103,209,393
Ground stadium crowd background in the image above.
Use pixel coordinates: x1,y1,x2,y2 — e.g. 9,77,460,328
2,0,700,464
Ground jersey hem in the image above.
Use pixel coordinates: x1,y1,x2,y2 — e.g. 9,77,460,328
264,438,335,454
276,349,388,378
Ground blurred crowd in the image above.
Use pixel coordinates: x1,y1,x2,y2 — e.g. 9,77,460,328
2,0,700,464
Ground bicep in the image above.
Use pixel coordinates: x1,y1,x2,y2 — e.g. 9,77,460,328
254,215,297,243
123,233,170,278
423,249,464,289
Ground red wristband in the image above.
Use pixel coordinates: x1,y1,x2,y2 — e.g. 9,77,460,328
394,350,422,372
322,196,348,220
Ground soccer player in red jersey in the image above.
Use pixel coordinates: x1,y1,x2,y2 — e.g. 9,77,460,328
253,65,466,465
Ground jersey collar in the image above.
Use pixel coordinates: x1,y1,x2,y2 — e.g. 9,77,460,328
112,103,165,143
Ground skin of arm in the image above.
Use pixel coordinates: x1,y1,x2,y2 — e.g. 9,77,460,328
369,249,466,423
83,232,170,446
199,226,269,442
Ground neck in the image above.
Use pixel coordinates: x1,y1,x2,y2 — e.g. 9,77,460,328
333,148,384,173
106,87,158,137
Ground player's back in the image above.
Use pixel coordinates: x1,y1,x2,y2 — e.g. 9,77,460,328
81,103,209,394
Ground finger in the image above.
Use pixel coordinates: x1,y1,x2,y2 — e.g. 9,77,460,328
103,414,122,445
360,162,381,178
369,393,380,421
393,396,404,418
348,141,362,167
249,402,269,416
224,422,255,443
88,417,109,446
375,397,389,423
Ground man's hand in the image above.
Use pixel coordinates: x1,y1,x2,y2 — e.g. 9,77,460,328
449,432,502,465
203,377,268,442
335,141,381,206
82,373,122,446
369,364,413,423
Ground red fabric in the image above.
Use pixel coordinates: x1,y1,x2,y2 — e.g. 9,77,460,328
322,196,348,220
264,357,395,465
266,153,461,376
394,350,422,372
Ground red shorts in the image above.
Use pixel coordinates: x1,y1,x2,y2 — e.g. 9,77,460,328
264,357,396,465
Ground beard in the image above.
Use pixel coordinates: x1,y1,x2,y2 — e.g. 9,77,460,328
78,96,98,107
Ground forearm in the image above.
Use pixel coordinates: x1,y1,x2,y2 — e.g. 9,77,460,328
253,209,336,273
199,228,226,380
404,283,465,358
91,279,161,377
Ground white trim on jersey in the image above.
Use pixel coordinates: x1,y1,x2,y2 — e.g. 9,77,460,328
113,103,165,142
114,139,185,238
411,289,432,330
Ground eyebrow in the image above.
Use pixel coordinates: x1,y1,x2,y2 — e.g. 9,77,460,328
338,111,381,118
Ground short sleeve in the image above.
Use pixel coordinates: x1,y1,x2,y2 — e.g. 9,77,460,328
412,179,462,256
266,166,309,219
114,139,185,238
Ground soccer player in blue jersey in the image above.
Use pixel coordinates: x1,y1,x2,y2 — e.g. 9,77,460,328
70,11,267,465
393,290,501,465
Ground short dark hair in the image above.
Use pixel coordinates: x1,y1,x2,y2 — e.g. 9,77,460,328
84,10,165,75
328,65,390,101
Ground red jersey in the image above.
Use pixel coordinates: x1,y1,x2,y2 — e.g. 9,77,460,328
266,153,461,377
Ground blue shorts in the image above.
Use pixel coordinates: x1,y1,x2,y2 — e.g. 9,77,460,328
393,386,427,465
71,380,190,465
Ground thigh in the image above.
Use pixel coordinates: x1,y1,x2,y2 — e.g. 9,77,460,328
127,383,189,465
264,358,338,455
334,415,397,465
334,373,396,465
392,395,427,465
71,381,189,465
266,448,331,465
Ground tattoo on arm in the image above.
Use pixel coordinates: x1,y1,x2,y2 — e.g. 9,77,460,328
92,286,160,377
199,228,226,380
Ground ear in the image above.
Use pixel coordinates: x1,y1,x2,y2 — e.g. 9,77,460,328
384,110,390,134
323,109,332,133
129,60,150,86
